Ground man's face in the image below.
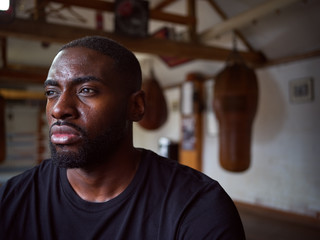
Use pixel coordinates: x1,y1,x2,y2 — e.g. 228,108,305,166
45,47,129,169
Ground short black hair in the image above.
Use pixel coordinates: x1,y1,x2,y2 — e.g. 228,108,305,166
60,36,142,94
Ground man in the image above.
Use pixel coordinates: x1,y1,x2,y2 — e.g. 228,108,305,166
0,36,245,239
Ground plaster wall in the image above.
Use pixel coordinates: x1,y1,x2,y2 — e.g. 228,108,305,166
133,57,320,217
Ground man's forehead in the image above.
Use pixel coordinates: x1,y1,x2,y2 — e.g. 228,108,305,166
53,47,114,65
49,47,115,75
46,48,120,88
44,75,104,87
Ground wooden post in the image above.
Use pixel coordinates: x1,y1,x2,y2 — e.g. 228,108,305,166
1,37,7,68
187,0,197,42
37,105,46,164
33,0,47,21
0,95,6,163
179,72,205,171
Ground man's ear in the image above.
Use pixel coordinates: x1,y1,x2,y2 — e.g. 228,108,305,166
127,90,145,122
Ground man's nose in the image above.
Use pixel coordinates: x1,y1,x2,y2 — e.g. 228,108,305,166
50,93,79,120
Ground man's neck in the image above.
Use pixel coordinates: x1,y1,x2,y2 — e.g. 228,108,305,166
66,148,141,202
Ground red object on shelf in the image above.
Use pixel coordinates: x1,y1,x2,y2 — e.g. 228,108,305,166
96,11,103,30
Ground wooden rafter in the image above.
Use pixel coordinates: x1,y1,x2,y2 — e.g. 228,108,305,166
5,63,49,75
0,38,7,68
200,0,300,41
0,88,46,100
49,0,195,25
0,66,48,84
187,0,197,42
0,18,266,65
153,0,178,11
1,0,313,85
204,0,257,53
50,0,114,11
256,49,320,68
33,0,47,21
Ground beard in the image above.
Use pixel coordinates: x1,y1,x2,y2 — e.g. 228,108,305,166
49,118,129,170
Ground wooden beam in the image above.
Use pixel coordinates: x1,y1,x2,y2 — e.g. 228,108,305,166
235,201,320,239
187,0,197,42
0,88,45,100
0,18,266,64
49,0,195,25
0,95,5,163
50,0,114,11
6,63,49,74
1,38,7,68
153,0,178,11
200,0,301,41
256,49,320,68
150,10,195,25
205,0,256,53
34,0,47,21
0,66,47,84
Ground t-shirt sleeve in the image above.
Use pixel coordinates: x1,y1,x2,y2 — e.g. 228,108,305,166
176,182,246,240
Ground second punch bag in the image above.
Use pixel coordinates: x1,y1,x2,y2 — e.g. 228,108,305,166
213,53,258,172
139,71,168,130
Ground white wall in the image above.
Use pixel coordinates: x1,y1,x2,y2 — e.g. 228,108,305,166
133,57,320,217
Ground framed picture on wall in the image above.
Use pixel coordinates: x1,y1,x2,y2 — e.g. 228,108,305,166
289,77,314,103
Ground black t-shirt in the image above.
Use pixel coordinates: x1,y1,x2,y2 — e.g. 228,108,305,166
0,149,245,239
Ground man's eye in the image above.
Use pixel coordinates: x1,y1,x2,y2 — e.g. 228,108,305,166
79,88,96,94
45,90,56,97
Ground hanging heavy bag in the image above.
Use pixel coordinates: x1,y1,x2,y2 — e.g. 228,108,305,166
213,52,258,172
138,72,168,130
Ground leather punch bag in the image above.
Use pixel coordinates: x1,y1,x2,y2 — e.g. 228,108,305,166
213,51,258,172
138,70,168,130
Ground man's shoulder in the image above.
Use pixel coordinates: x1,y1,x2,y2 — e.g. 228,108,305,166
143,149,213,179
140,149,245,239
142,149,222,195
8,159,53,182
0,159,56,200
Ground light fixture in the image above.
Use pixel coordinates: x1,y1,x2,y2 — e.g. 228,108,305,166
0,0,15,23
0,0,10,11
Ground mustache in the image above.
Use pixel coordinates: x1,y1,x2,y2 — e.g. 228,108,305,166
49,121,87,136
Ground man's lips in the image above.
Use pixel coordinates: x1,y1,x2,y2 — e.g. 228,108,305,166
50,125,82,145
